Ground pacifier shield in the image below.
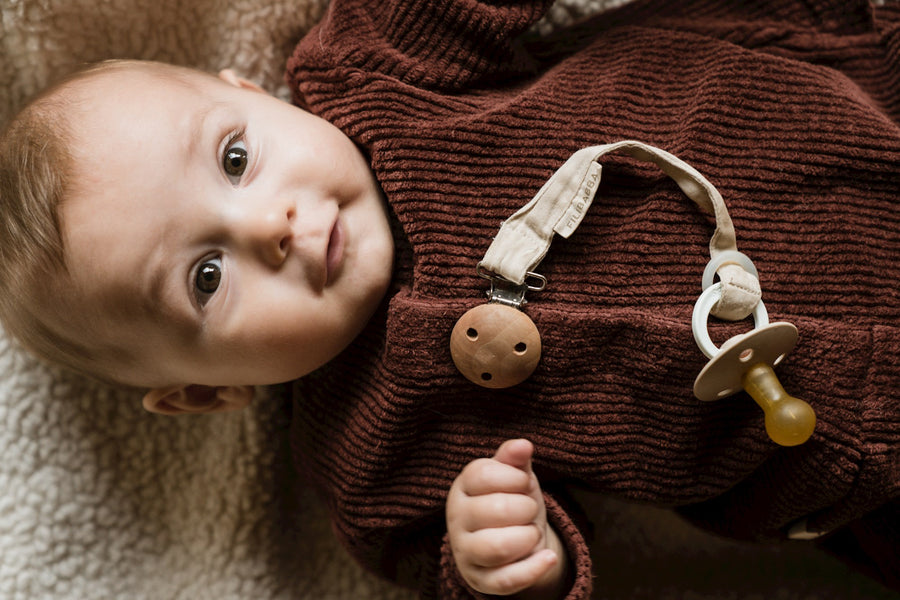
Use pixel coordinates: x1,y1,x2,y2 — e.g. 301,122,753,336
450,303,541,389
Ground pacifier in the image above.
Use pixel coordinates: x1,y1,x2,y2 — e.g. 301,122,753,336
692,252,816,446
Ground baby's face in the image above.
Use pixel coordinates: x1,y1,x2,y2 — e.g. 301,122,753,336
60,65,393,389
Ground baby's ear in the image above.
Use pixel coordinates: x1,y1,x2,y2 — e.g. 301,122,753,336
217,69,267,94
142,384,255,415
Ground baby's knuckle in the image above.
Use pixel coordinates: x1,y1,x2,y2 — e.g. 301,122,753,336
465,460,495,487
487,494,512,518
479,534,516,564
462,458,490,477
524,498,541,521
494,494,536,524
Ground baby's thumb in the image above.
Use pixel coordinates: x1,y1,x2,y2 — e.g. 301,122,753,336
493,438,534,473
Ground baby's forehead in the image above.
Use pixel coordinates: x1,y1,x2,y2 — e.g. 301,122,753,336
61,65,224,163
63,61,216,111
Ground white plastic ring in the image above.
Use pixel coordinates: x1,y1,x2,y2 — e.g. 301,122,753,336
692,282,769,359
701,250,758,291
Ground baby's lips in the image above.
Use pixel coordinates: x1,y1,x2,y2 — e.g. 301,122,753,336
325,217,345,286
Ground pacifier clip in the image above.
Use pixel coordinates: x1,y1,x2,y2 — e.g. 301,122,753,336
449,141,816,446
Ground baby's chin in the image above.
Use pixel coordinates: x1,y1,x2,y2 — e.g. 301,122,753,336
340,260,392,345
293,277,390,382
340,197,394,308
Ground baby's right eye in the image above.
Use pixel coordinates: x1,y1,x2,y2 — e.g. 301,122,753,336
194,256,222,306
222,138,248,185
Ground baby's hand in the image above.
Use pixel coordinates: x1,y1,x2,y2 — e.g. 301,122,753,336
446,439,567,599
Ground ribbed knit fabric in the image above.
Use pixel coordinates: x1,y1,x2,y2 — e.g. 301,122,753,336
285,0,900,597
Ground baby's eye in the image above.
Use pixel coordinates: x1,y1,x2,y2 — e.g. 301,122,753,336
194,256,222,306
223,138,248,184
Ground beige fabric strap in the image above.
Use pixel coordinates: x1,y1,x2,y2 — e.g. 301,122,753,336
479,140,761,321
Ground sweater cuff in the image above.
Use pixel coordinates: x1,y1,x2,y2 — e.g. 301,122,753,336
439,492,593,599
545,491,593,598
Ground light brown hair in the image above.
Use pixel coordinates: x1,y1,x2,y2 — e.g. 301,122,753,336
0,62,140,384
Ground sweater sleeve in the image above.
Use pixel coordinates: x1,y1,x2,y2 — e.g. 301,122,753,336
287,0,555,101
438,492,593,599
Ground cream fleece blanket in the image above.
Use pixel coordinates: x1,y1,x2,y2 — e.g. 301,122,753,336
0,1,895,599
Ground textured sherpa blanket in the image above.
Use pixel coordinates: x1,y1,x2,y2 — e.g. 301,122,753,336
0,1,896,599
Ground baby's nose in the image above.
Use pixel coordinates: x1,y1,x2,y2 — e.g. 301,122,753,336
242,206,293,267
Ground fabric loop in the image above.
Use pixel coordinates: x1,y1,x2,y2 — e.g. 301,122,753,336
479,140,761,321
714,263,762,321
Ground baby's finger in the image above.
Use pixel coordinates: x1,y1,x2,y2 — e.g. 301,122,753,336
469,549,559,597
492,438,534,472
456,492,540,532
457,457,532,496
456,525,541,568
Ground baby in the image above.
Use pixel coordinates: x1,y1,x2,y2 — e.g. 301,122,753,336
0,61,394,398
0,59,566,597
2,0,899,597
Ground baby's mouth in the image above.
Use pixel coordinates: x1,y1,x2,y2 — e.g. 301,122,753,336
325,218,344,285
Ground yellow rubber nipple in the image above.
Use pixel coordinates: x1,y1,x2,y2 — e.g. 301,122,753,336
741,362,816,447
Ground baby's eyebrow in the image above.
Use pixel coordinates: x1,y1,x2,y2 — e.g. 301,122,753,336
186,103,219,159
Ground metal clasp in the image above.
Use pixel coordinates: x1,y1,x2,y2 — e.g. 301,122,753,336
476,265,546,309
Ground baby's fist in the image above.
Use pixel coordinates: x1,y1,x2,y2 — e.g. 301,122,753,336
446,439,566,598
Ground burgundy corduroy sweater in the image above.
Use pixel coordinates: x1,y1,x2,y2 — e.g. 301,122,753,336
286,0,900,597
